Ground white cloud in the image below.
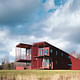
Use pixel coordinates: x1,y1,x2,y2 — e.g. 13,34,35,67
43,0,80,32
10,48,16,57
43,0,55,11
39,0,80,53
0,0,80,62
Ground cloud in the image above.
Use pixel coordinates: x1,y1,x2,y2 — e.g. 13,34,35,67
43,0,55,11
0,0,80,63
0,0,41,25
35,0,80,53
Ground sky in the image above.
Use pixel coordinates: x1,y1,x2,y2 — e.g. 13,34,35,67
0,0,80,63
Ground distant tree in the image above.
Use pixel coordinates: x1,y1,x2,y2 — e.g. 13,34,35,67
70,51,77,57
70,51,80,60
6,63,10,70
1,56,10,70
76,54,80,60
0,65,2,70
1,56,9,65
1,57,6,65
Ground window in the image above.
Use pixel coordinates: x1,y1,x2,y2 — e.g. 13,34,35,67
16,48,26,59
27,49,31,60
27,49,30,54
39,48,44,56
42,59,49,67
21,48,26,54
50,49,53,53
39,48,48,56
44,49,48,55
68,64,72,66
68,56,70,59
61,53,64,56
56,51,58,56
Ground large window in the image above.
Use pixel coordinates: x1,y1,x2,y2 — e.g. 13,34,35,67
44,49,48,55
21,48,26,55
26,49,31,60
39,48,49,56
16,47,26,59
42,59,49,67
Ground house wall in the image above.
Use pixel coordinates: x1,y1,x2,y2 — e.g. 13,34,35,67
70,55,80,70
16,67,24,70
50,47,71,70
31,46,38,69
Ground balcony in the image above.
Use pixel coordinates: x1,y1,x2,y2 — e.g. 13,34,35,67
15,47,31,62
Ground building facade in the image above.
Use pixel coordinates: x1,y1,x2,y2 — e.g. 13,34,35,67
15,42,80,70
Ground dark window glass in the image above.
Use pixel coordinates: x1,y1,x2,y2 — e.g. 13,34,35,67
68,56,70,59
61,53,64,56
68,64,72,66
39,48,44,56
44,49,48,55
56,51,58,56
50,49,53,53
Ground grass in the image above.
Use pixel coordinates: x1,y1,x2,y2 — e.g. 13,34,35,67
0,70,80,80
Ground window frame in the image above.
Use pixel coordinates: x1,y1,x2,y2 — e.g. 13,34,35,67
38,47,49,56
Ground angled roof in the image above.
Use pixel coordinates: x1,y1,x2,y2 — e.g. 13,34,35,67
33,41,53,47
16,43,32,48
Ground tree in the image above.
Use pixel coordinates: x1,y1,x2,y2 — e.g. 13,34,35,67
1,56,9,65
6,64,10,70
1,56,10,70
76,54,80,60
70,51,80,60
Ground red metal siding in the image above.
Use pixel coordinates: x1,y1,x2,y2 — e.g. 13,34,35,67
16,67,24,70
31,46,38,69
70,55,80,70
36,58,42,69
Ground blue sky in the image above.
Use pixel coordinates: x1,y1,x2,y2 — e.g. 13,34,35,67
0,0,80,63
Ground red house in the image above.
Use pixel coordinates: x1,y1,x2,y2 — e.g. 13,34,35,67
15,41,80,70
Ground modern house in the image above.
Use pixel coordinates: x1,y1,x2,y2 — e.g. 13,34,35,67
15,41,80,70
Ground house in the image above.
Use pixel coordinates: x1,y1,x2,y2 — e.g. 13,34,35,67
15,41,80,70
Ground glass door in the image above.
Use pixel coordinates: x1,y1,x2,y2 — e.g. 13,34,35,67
42,58,49,69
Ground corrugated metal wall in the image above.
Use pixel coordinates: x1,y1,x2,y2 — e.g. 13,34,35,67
70,55,80,70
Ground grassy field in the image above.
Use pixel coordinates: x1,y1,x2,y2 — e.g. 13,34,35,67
0,70,80,80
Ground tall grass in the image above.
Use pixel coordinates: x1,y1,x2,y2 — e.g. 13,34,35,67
0,70,80,80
